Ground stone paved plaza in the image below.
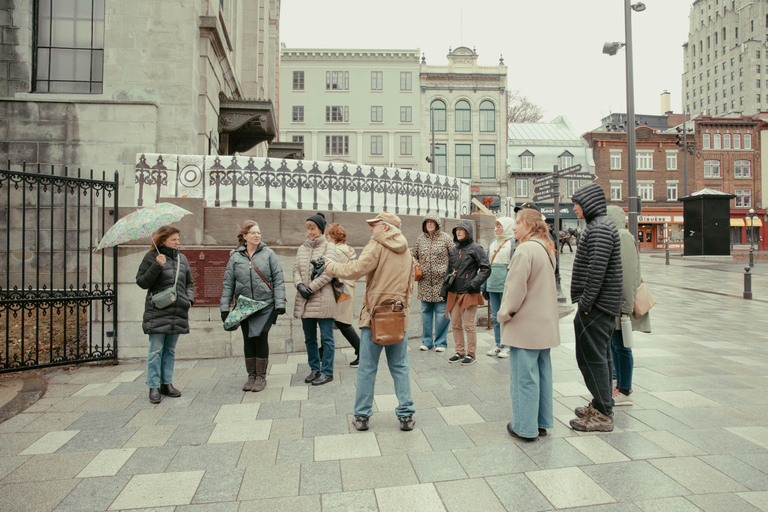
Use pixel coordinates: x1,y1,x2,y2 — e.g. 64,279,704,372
0,252,767,511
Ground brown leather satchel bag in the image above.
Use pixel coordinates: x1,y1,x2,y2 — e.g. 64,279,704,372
414,236,437,282
370,299,406,345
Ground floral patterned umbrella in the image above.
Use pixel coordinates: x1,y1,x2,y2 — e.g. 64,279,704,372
94,202,192,252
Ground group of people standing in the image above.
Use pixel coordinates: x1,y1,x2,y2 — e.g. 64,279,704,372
134,182,650,438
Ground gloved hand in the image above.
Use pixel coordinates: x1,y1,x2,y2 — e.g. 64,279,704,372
297,283,313,300
482,290,490,301
221,311,229,322
310,257,326,281
276,307,286,315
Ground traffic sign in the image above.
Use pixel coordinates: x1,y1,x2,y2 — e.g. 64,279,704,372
558,164,584,177
534,184,559,194
533,193,558,202
566,172,597,180
532,174,555,185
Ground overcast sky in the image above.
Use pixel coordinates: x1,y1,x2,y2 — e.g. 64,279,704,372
280,0,693,135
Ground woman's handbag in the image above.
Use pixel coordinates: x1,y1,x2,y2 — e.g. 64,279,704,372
224,295,270,331
331,277,351,303
151,255,180,309
439,270,456,299
370,299,406,345
415,236,438,282
633,282,656,317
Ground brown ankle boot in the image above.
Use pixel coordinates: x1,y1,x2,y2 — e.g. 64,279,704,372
252,357,268,392
243,357,258,391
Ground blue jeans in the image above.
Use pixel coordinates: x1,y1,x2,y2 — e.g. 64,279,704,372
354,327,415,419
302,318,335,375
489,292,503,348
420,300,450,349
509,347,554,438
146,333,179,388
610,329,633,391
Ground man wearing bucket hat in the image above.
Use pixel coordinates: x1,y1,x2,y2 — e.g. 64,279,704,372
324,212,416,432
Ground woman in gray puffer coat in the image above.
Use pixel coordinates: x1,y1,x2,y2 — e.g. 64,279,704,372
220,220,286,393
136,225,194,404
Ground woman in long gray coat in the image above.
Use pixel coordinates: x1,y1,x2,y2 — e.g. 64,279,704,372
136,225,194,404
220,220,286,393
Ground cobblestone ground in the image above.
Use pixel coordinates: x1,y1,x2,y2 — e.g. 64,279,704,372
0,253,767,512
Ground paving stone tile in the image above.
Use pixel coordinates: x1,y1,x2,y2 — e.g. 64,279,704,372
257,400,301,420
66,410,136,431
634,496,702,512
737,453,768,474
122,425,177,448
436,404,485,426
240,387,282,403
191,468,244,504
73,395,139,412
239,494,320,512
73,382,121,396
421,425,475,451
0,412,43,433
165,422,216,446
213,403,261,423
281,386,308,401
300,459,342,495
526,466,616,509
269,363,297,375
269,417,305,440
434,477,505,511
208,419,272,443
485,473,556,511
315,432,380,461
19,430,80,455
0,455,28,480
238,463,300,500
20,412,85,432
376,428,433,456
4,450,97,483
0,432,45,456
453,443,538,477
637,431,708,457
77,448,136,477
726,427,768,450
300,397,338,419
124,408,167,428
582,460,692,502
697,456,768,492
321,489,378,512
53,474,131,512
686,492,763,511
737,491,768,510
375,483,446,512
407,408,448,430
155,405,218,426
340,454,419,491
516,437,593,470
303,414,349,437
0,479,79,512
110,370,145,383
237,439,279,468
178,503,239,512
409,450,467,482
118,446,179,476
566,435,632,464
167,442,243,472
649,456,749,494
276,437,315,465
672,428,768,455
598,432,674,460
109,470,204,509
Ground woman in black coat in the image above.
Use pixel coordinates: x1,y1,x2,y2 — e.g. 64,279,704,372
136,225,194,404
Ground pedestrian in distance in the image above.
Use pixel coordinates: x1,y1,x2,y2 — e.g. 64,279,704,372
220,221,286,392
294,212,338,386
324,212,416,432
444,220,491,366
136,225,194,404
570,183,623,432
497,208,560,440
606,206,651,406
411,211,453,353
482,217,515,358
560,230,573,253
326,222,361,368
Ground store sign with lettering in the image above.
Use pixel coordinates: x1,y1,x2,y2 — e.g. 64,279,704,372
638,216,671,223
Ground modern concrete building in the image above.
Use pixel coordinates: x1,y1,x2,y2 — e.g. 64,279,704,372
420,47,508,211
508,116,593,231
682,0,768,118
278,47,422,169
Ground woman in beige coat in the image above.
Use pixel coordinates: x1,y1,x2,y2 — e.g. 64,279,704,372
497,208,560,440
326,223,360,367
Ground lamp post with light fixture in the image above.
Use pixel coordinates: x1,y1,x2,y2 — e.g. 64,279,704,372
747,208,758,267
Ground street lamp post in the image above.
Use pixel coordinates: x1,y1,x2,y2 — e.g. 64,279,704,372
747,208,756,267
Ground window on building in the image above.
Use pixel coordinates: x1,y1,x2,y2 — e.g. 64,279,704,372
455,100,471,132
636,151,653,170
723,133,731,148
713,133,721,149
400,71,412,91
735,160,751,177
515,179,529,198
34,0,105,93
611,182,622,201
292,71,304,90
326,71,349,90
567,179,580,197
666,151,677,170
667,182,678,201
745,133,752,148
480,145,496,178
400,106,412,123
400,136,412,155
326,106,349,122
292,106,304,122
758,65,762,74
370,135,383,155
521,154,533,171
371,71,383,90
735,188,752,207
371,106,383,122
734,133,741,148
433,144,447,175
326,135,349,155
560,155,573,170
479,100,495,132
430,100,446,131
292,135,304,143
610,151,622,170
638,183,654,201
455,144,471,178
704,159,721,177
759,95,763,103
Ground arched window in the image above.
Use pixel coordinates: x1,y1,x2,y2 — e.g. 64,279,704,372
455,100,471,132
430,100,446,132
480,100,495,132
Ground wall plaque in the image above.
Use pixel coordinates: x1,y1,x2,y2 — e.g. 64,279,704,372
180,249,232,307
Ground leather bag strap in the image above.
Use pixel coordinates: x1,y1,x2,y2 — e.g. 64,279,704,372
248,253,273,291
419,236,438,266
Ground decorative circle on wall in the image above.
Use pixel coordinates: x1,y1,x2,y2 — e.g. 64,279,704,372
179,164,203,188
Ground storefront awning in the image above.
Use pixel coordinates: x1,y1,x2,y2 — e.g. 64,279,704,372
730,218,744,227
747,218,763,227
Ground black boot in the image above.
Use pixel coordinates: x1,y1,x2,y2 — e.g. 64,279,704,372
159,383,181,397
149,387,161,404
252,357,268,392
243,357,258,391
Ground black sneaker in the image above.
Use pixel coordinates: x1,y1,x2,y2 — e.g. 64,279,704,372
448,353,463,363
353,416,369,431
461,355,476,366
399,416,415,431
350,358,359,368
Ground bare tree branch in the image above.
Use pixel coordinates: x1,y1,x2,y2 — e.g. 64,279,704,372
507,89,545,123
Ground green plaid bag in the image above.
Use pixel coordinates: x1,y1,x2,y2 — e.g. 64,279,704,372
223,296,269,331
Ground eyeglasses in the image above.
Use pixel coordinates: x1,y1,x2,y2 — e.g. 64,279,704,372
247,231,261,236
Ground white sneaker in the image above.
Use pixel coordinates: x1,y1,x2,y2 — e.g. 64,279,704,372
613,388,634,406
497,347,510,358
435,347,446,352
486,347,501,356
419,345,429,351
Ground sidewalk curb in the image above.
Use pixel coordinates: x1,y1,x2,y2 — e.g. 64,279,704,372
0,375,47,424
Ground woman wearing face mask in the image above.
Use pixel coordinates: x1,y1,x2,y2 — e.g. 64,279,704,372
482,217,515,359
497,208,560,440
293,212,338,386
136,225,194,404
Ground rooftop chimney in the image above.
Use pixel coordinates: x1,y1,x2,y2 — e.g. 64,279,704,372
661,91,671,115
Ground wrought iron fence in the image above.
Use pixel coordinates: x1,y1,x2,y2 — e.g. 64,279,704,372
0,163,119,372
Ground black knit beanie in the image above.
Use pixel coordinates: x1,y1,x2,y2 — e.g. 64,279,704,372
306,212,327,233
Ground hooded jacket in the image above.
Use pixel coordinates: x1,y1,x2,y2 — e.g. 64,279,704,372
293,235,338,319
411,211,454,302
136,246,194,335
220,243,286,313
606,205,651,332
334,242,358,325
446,220,491,295
484,216,515,293
325,226,414,330
570,183,623,316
